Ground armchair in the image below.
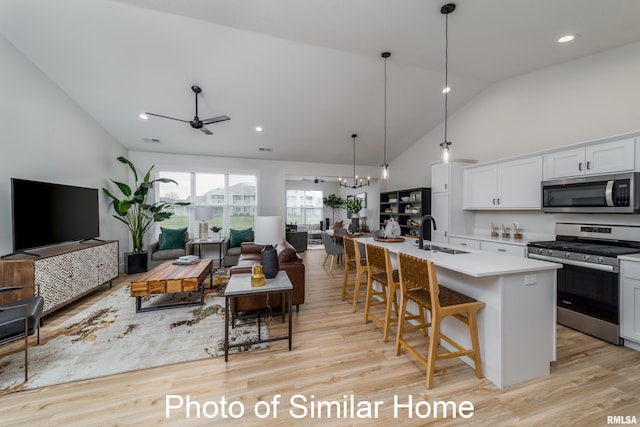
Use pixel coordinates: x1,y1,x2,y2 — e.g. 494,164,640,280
0,285,44,382
147,231,193,270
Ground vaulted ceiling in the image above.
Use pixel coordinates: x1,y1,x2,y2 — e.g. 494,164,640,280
2,0,640,167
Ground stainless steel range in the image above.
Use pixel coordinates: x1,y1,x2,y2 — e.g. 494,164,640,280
527,223,640,345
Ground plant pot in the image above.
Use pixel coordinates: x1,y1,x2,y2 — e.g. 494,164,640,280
125,252,148,274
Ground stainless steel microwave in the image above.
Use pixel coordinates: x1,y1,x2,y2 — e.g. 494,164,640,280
542,172,640,213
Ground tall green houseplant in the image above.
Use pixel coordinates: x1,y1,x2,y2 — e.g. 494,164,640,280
322,194,344,223
103,157,189,253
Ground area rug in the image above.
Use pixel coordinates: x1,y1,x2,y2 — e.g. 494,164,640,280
0,272,269,394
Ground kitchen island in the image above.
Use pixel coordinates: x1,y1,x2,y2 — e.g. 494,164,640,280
358,237,562,389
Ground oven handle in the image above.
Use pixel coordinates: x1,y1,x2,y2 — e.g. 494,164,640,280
605,180,614,207
528,253,618,273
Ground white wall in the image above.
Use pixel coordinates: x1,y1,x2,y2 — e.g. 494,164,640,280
389,41,640,237
0,34,129,257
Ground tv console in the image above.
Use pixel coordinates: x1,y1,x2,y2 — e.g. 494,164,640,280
0,240,119,316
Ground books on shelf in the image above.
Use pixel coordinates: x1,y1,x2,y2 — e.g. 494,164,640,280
174,255,199,265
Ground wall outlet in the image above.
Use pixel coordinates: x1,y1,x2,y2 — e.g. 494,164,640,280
525,274,537,285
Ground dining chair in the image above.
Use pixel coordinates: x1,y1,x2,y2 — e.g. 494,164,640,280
321,231,344,272
396,252,485,388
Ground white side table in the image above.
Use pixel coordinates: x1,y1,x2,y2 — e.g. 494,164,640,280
224,271,293,361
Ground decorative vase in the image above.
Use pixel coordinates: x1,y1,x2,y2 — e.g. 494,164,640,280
351,216,360,233
261,245,279,279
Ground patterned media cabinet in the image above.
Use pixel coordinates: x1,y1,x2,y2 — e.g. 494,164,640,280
0,240,119,315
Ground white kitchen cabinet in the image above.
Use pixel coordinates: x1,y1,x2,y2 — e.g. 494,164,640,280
621,260,640,344
431,192,449,243
463,156,542,210
430,161,475,244
463,164,496,209
543,138,635,180
480,241,526,257
431,162,449,193
448,236,481,250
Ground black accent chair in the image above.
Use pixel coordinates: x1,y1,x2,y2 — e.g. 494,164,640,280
0,285,44,382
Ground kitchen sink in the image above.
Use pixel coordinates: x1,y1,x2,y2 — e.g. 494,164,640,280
422,245,469,255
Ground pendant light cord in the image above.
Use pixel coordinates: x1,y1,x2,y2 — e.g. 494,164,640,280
444,10,449,144
384,55,388,166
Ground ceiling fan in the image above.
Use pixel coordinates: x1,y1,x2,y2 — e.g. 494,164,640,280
303,176,325,184
145,85,230,135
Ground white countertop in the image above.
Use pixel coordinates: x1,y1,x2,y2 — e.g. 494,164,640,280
619,253,640,262
358,237,561,278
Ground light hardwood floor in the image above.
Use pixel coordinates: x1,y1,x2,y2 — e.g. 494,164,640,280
1,249,639,426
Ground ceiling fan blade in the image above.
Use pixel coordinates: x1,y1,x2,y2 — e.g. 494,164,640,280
200,126,213,135
202,115,230,125
145,112,189,123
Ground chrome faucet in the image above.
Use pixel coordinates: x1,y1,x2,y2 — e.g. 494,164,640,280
418,215,437,250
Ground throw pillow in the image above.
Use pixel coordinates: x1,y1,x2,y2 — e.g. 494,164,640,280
229,228,252,248
277,239,297,263
333,220,343,229
159,227,188,250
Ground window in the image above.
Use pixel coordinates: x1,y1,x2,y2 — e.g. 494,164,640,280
156,171,257,238
286,189,323,226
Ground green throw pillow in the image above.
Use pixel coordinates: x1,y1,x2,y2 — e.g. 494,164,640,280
229,228,252,248
159,227,187,250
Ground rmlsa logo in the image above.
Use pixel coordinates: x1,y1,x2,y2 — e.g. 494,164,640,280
607,415,637,425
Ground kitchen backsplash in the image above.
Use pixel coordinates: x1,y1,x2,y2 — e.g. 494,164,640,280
472,210,640,240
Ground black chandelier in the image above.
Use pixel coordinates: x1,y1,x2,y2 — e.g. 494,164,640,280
339,133,370,189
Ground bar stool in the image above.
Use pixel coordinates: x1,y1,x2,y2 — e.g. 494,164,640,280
396,252,485,389
364,244,425,342
341,236,367,312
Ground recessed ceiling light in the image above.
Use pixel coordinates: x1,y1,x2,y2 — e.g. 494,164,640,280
558,34,576,43
139,113,149,120
255,126,263,132
442,86,451,94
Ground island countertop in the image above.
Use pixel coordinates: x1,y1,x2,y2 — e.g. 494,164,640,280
355,236,560,389
358,237,562,278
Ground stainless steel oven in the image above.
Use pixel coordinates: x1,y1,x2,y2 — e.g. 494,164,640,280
528,223,640,345
542,172,640,213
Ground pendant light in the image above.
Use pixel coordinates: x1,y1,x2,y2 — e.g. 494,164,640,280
339,134,370,189
381,51,391,180
440,3,456,163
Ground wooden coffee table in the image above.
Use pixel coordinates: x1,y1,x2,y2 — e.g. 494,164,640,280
130,259,213,313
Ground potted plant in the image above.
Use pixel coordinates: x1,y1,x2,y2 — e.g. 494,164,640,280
103,156,189,273
210,225,223,240
343,198,363,233
322,194,344,223
343,198,363,218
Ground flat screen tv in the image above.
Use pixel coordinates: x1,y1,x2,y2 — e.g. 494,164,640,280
11,178,100,252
